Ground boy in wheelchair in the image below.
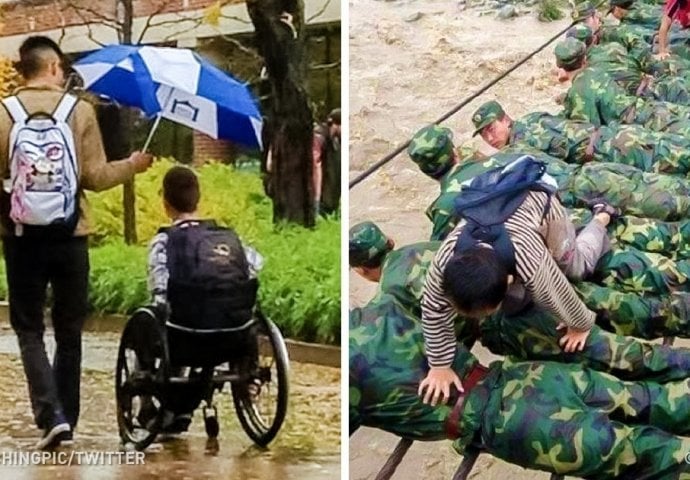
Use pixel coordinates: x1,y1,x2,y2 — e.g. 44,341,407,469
144,166,264,434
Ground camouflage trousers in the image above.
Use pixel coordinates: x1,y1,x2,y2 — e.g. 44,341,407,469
457,358,690,479
552,162,690,222
613,216,690,260
478,307,690,383
592,125,690,175
568,214,690,339
577,282,690,339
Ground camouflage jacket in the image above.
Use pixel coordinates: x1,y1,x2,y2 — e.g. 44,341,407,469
376,242,440,317
620,3,663,29
349,294,479,440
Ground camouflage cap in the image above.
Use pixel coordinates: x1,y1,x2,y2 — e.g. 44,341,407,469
407,125,455,179
566,24,594,47
571,1,595,21
471,100,505,137
554,38,587,70
349,221,391,267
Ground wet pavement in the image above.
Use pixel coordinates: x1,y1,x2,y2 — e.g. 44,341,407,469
0,323,341,479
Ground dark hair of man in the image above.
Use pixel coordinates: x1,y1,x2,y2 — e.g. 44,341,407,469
327,108,341,126
442,247,509,314
618,1,634,10
349,240,393,269
562,55,585,73
163,166,200,213
18,36,64,79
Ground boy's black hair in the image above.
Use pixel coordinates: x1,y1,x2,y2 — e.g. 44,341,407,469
442,247,509,316
18,36,65,79
163,166,200,213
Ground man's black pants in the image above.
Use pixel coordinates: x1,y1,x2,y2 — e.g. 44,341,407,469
3,236,89,430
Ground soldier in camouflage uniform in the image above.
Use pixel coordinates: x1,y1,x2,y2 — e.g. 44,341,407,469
609,0,662,29
405,124,481,240
350,221,690,376
567,24,690,103
350,295,690,478
472,99,690,174
556,38,690,134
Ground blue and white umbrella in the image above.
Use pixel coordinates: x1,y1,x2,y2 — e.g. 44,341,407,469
73,44,263,150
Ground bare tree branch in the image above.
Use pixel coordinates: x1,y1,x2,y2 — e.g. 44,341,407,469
218,13,251,25
307,0,333,23
81,20,107,47
219,34,260,59
136,0,175,44
62,0,121,30
161,17,205,42
144,13,201,31
309,60,340,71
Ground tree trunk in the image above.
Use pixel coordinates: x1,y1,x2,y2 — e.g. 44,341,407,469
121,0,137,244
247,0,315,227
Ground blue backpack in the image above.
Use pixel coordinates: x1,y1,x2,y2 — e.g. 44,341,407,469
453,155,558,273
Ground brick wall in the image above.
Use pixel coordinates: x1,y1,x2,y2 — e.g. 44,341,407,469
192,130,232,165
0,0,245,37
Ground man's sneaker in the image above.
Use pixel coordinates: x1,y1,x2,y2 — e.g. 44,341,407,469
61,430,74,447
35,414,71,450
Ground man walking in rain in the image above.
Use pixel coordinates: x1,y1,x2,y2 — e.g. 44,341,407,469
0,37,152,449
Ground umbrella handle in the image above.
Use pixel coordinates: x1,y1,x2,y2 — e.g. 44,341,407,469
142,114,162,153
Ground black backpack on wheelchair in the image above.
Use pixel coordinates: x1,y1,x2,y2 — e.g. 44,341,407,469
162,219,258,332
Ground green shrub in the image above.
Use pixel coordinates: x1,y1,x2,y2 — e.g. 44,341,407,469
538,0,564,21
88,243,149,314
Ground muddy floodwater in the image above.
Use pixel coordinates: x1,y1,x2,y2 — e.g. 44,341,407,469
348,0,690,478
0,318,340,479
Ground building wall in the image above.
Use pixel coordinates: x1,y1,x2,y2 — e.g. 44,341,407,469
0,0,340,56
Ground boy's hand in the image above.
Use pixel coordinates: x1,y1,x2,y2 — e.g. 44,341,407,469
556,323,591,353
418,367,463,406
130,151,154,173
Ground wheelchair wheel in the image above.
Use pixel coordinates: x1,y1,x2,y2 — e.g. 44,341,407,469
231,311,289,446
115,307,170,451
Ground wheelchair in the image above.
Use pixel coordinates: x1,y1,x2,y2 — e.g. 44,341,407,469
114,302,290,451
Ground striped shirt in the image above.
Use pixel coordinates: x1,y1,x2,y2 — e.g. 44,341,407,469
421,191,596,367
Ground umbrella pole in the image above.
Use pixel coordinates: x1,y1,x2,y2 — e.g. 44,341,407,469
142,114,163,153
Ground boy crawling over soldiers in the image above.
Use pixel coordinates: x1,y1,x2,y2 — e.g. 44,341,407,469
145,166,263,433
349,220,690,382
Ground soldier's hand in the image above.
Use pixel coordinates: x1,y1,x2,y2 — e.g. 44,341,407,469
656,51,671,61
418,367,463,406
129,151,154,174
557,324,591,353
